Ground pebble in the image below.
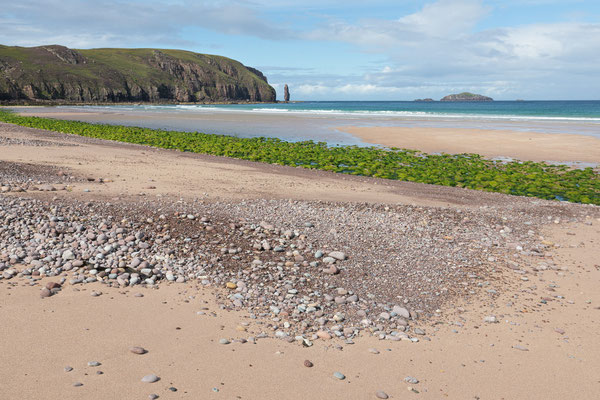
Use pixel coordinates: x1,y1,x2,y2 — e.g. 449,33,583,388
141,374,160,383
304,360,314,368
333,372,346,380
512,344,529,351
375,390,389,399
130,346,147,355
87,361,101,367
329,251,347,260
404,376,419,384
219,338,230,345
148,395,159,400
73,382,83,387
40,287,51,298
368,348,380,354
316,330,332,340
64,366,73,372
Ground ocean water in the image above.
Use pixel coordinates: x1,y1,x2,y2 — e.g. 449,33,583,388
19,100,600,145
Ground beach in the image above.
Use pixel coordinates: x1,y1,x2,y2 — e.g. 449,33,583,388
341,125,600,164
1,120,600,399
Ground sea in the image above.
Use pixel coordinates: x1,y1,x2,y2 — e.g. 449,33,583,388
21,100,600,146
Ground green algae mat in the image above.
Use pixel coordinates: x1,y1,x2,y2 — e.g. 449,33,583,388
1,109,598,205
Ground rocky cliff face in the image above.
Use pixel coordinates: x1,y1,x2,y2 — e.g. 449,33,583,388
440,92,493,102
0,45,276,103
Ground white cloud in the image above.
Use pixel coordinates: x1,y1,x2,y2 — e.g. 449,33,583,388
398,0,489,37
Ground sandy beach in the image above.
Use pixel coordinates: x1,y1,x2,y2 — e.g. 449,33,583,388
2,121,600,399
340,126,600,164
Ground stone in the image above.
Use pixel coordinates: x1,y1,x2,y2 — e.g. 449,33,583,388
392,305,410,319
484,315,498,323
512,344,529,351
226,282,237,289
324,265,340,275
304,360,314,368
219,338,231,345
368,348,380,354
413,328,425,335
73,382,83,387
316,330,332,340
46,282,60,290
141,374,160,383
284,84,290,102
64,366,73,372
40,287,52,298
87,361,101,367
329,251,347,260
333,372,346,380
130,346,147,355
376,391,389,399
404,376,419,384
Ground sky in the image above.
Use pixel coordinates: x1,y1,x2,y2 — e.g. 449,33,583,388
1,0,599,100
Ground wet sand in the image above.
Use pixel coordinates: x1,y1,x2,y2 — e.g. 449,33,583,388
341,126,600,163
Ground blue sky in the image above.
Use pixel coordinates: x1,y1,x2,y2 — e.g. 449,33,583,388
1,0,599,100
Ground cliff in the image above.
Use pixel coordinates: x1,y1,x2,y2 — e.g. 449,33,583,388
0,45,276,103
440,92,493,102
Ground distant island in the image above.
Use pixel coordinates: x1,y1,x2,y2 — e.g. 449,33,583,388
440,92,493,102
414,98,434,102
0,44,276,104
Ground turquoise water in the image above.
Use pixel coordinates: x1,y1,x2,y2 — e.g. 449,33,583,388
184,100,600,121
20,100,600,146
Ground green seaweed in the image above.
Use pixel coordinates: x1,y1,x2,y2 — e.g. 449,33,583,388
0,109,598,205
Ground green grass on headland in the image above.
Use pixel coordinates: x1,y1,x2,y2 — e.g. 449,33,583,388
1,109,598,205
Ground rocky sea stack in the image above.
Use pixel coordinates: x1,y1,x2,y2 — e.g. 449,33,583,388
0,45,276,104
440,92,493,102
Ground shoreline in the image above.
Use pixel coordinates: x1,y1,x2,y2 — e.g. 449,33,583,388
340,125,600,164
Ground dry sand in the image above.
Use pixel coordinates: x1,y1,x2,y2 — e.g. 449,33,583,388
1,122,600,399
341,126,600,163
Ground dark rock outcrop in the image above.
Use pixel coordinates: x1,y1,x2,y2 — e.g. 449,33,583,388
284,84,290,102
0,44,276,103
414,98,434,102
440,92,493,102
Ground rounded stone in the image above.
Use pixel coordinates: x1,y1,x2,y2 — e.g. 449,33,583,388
130,346,147,355
304,360,314,368
141,374,160,383
333,372,346,380
376,390,389,399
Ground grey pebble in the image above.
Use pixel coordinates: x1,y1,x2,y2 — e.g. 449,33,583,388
141,374,160,383
148,395,159,400
64,366,73,372
87,361,101,367
404,376,419,384
73,382,83,387
219,338,230,345
376,391,389,399
333,372,346,380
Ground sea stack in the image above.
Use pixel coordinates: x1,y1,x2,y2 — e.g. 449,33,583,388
284,84,290,102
